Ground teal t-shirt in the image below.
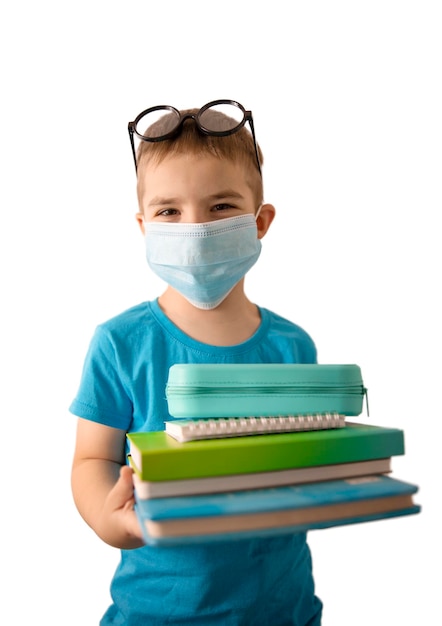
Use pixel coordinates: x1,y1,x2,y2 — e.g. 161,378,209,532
70,299,323,625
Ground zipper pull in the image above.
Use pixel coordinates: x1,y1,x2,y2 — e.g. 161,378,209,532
364,387,369,416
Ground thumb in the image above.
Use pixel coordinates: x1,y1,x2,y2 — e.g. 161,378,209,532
119,464,136,488
117,465,144,542
104,464,144,546
110,465,136,511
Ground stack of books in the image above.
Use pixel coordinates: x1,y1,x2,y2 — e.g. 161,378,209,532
128,417,421,546
128,360,419,545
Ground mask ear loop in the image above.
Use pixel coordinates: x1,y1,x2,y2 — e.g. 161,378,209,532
255,204,263,220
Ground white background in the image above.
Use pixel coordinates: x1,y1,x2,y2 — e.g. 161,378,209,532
1,1,440,624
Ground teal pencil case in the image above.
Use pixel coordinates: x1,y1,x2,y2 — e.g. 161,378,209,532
166,364,367,419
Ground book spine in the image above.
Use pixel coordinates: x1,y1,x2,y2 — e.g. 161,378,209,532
130,427,405,481
137,505,421,546
131,458,393,499
136,475,418,520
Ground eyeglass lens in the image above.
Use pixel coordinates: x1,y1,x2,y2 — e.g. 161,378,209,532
136,108,181,138
199,102,245,133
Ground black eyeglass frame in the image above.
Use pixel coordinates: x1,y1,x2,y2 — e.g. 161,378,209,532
128,99,262,176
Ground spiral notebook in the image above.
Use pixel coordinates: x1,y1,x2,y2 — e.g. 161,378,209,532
164,412,346,442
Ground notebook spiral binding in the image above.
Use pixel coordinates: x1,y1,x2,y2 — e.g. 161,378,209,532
165,412,346,442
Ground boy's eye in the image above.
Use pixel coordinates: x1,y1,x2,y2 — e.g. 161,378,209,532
157,208,179,217
212,203,234,212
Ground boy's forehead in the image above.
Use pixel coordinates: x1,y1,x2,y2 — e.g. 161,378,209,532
142,152,242,174
139,153,252,196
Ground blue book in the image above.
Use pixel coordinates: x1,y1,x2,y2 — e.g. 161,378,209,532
135,475,420,545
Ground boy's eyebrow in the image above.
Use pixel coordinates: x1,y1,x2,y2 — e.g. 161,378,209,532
147,190,246,207
207,190,246,201
147,196,181,207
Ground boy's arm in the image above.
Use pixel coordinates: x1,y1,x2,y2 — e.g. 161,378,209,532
71,417,144,549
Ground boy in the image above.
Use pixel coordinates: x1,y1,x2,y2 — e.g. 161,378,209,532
70,100,323,625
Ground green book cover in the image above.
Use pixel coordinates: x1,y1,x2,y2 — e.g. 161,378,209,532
127,422,405,481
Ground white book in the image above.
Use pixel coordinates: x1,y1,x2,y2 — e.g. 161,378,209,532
130,457,392,499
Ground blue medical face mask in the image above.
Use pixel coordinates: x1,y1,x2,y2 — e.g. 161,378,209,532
144,213,262,309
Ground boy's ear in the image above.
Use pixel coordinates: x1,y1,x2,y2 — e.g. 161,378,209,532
256,203,276,239
135,212,145,234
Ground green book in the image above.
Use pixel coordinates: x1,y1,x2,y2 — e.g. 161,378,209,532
127,422,405,481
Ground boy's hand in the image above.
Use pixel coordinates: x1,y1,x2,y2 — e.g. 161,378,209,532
72,419,145,549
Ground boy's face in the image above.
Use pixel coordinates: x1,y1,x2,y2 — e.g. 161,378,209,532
136,154,259,228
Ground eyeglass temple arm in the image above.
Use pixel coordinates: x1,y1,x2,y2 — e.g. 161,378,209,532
128,124,138,172
246,115,262,177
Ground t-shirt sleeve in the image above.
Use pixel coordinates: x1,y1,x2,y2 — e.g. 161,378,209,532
69,325,133,430
300,333,317,364
264,309,318,364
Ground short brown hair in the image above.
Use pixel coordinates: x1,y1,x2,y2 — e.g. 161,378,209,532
136,108,264,207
